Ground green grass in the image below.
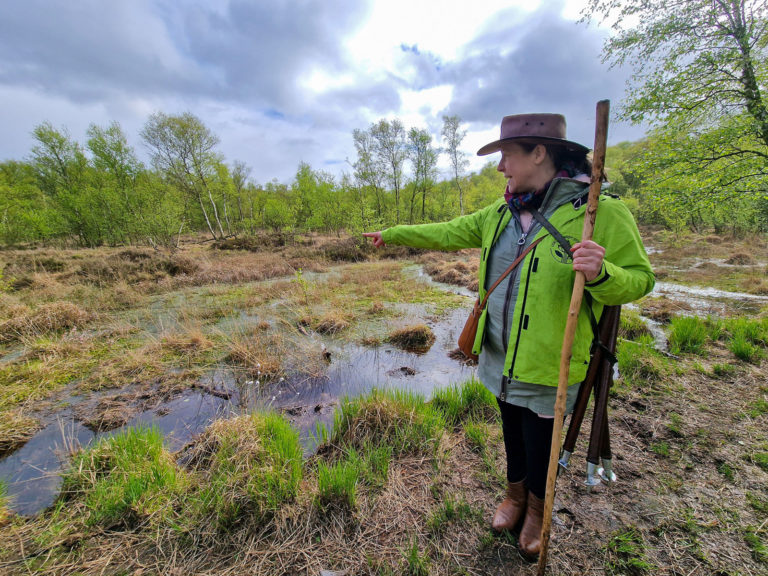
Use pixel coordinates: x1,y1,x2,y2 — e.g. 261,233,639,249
668,315,708,355
430,378,499,428
711,363,736,377
61,426,184,528
749,452,768,472
667,412,683,436
315,459,360,510
187,412,303,530
330,388,445,457
604,526,654,575
619,308,652,341
463,421,489,453
725,317,767,363
716,461,736,482
744,527,768,564
0,478,9,518
745,396,768,419
616,335,667,390
426,494,478,534
650,441,670,457
747,491,768,515
401,537,430,576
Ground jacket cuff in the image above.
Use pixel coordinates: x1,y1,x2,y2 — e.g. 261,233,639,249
585,263,610,287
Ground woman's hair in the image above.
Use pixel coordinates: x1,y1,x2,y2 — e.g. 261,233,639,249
518,142,594,177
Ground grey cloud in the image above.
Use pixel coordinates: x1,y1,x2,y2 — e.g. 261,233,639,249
388,4,641,145
0,0,370,109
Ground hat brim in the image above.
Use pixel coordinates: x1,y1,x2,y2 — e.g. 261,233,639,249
477,136,590,156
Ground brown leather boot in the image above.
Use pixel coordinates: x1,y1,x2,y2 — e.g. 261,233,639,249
518,491,544,561
491,480,527,532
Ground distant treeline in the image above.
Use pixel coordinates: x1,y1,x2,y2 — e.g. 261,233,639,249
1,111,767,248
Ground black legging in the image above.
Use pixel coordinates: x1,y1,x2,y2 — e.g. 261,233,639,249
497,400,554,500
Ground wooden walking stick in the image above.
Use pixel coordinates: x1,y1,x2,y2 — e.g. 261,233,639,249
537,100,610,575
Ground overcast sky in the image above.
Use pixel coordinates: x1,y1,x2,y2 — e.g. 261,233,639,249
0,0,643,184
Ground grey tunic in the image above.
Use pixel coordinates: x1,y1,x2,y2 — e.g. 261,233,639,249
476,180,585,416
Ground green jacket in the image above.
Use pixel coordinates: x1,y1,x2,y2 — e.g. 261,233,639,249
381,179,655,387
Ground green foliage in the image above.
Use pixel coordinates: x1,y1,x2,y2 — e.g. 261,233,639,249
584,0,768,234
62,426,183,528
668,316,708,355
604,526,654,575
651,441,670,457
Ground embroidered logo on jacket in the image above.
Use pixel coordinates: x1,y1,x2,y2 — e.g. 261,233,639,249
550,236,578,264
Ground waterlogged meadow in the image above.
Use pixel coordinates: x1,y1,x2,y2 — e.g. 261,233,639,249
0,229,767,575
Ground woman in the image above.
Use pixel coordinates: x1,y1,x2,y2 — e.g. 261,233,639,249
363,113,654,559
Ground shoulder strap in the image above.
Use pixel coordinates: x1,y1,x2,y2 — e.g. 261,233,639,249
529,206,612,361
478,236,544,310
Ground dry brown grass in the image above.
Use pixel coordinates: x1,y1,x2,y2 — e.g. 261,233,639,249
418,250,479,292
640,297,694,323
0,301,92,343
387,324,436,353
226,329,285,380
0,409,41,456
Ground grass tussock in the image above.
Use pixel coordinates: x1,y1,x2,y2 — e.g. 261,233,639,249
616,335,668,390
60,426,184,529
183,413,303,530
0,301,92,343
226,329,285,380
329,388,445,457
0,409,41,456
430,378,499,428
619,308,653,340
387,324,436,353
668,316,709,355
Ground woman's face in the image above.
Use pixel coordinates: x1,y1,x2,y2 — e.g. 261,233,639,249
497,143,552,195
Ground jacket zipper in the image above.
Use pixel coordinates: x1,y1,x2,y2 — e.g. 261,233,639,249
507,249,538,380
501,228,529,352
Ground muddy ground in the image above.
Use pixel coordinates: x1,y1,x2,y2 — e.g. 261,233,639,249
0,229,766,575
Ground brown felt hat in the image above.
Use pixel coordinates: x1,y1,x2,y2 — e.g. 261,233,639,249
476,113,589,156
